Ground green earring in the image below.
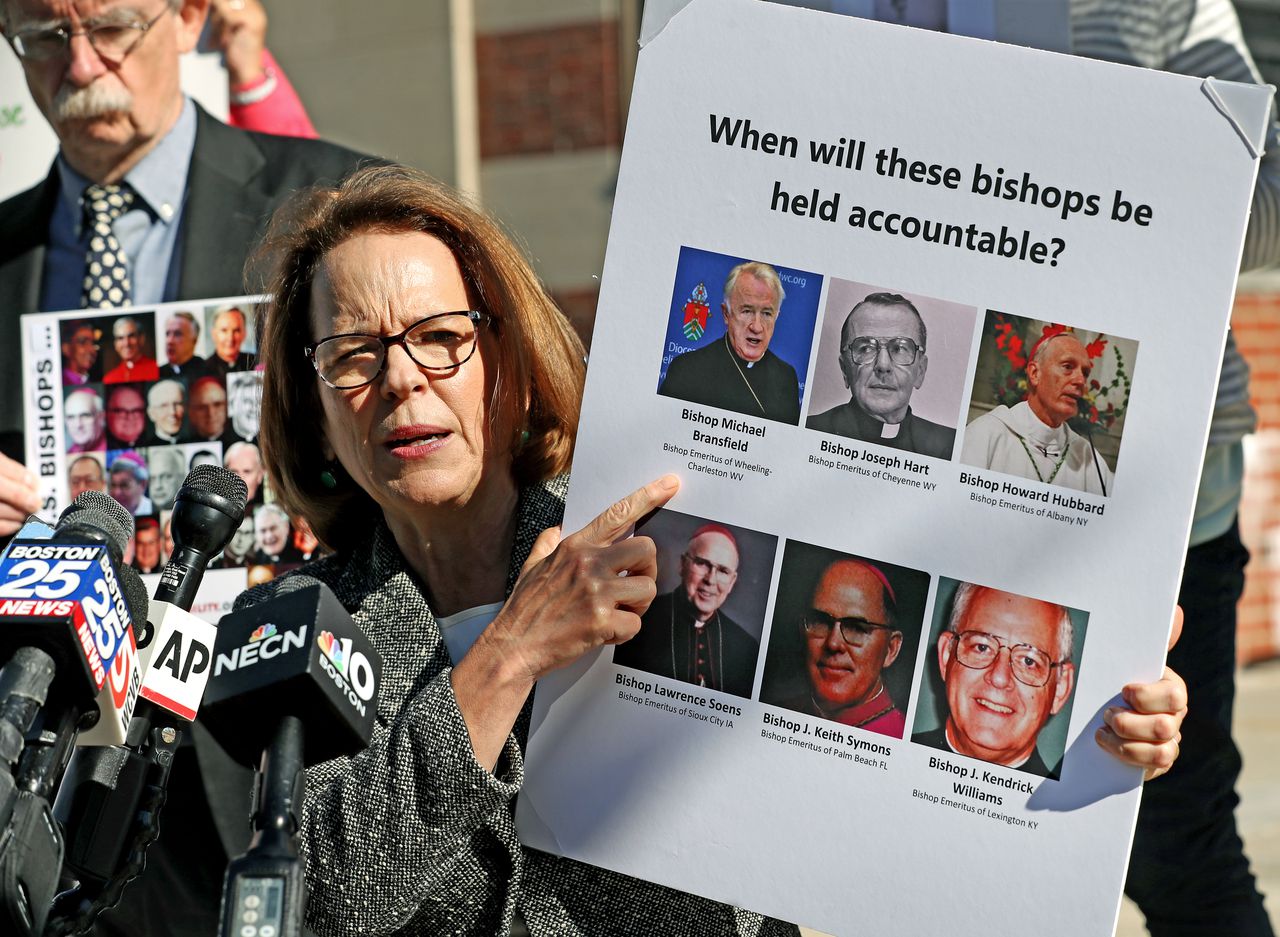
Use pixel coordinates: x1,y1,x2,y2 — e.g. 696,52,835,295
320,466,339,489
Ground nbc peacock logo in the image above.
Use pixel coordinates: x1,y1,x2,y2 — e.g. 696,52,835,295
317,630,346,673
250,624,277,643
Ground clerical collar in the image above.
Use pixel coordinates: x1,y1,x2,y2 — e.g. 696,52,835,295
879,421,901,439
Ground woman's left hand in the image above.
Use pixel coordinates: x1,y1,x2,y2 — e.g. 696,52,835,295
1094,607,1188,781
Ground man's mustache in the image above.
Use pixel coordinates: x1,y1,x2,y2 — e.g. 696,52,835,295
53,81,133,121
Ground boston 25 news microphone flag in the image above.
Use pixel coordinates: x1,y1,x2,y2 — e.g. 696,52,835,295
202,579,382,937
0,491,145,936
50,465,248,935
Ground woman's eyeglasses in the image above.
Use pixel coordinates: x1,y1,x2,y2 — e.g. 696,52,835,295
305,311,487,389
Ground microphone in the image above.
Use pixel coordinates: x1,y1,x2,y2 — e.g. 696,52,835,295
150,463,250,619
202,580,382,937
0,492,142,753
0,492,141,936
49,467,247,931
136,464,248,721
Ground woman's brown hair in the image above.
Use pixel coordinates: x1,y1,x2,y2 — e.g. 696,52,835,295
252,164,585,547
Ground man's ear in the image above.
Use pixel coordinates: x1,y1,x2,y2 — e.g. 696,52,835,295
883,630,903,669
1050,662,1075,715
936,630,953,675
913,353,928,390
1025,358,1041,393
721,301,731,326
175,0,211,55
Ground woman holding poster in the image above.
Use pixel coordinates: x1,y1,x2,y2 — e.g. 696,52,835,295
226,165,1184,935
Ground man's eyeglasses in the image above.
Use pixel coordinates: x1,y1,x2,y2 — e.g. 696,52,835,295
8,8,169,63
842,336,923,366
948,630,1066,688
802,611,894,647
305,311,488,390
683,553,736,582
107,407,144,418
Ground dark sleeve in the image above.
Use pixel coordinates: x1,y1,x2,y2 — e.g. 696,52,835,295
782,364,801,425
659,350,696,402
613,596,668,674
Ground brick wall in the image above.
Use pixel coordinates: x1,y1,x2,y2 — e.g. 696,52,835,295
552,286,601,347
1233,286,1280,663
477,20,622,159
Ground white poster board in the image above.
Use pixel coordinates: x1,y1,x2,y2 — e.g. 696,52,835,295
517,1,1272,934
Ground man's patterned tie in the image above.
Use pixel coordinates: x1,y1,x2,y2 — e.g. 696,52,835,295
80,183,135,308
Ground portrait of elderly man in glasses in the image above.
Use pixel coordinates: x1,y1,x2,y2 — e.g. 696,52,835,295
613,522,761,698
760,544,927,739
658,261,802,425
807,292,955,459
913,581,1080,780
779,558,907,737
61,319,101,385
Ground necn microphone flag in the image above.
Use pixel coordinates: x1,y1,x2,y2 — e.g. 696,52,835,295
202,581,382,768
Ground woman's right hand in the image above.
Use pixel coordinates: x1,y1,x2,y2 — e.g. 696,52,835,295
489,474,680,683
0,453,42,538
451,475,680,769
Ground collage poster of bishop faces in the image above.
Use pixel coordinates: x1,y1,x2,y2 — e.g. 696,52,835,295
23,298,323,618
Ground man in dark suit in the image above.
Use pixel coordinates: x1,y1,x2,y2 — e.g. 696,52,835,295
140,378,188,445
0,2,375,931
658,261,802,425
807,292,955,459
205,304,255,374
0,0,371,533
614,523,759,698
159,309,208,378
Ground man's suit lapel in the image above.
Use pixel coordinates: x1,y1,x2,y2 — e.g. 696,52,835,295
0,173,58,460
0,170,57,318
175,107,270,300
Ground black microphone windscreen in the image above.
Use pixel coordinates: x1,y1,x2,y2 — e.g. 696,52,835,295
116,565,150,635
182,464,248,515
56,491,133,557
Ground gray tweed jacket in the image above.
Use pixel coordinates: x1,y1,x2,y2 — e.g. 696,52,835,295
237,476,798,937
